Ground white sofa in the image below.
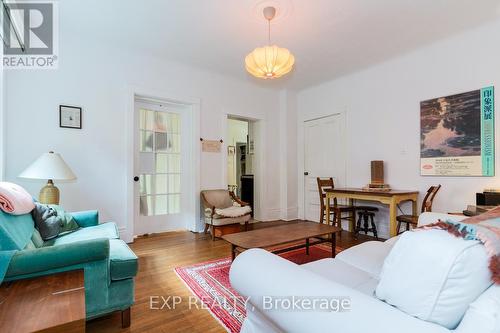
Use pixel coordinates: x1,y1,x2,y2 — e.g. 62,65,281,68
229,213,500,333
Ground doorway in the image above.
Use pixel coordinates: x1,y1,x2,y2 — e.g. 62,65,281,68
133,98,193,235
227,117,256,214
303,114,346,222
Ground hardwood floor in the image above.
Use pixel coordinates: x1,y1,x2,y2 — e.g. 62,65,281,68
87,220,377,333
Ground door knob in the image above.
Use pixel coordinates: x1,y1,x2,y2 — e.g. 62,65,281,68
304,172,309,176
133,176,139,182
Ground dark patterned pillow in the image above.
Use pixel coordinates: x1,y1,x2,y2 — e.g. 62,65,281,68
31,202,62,240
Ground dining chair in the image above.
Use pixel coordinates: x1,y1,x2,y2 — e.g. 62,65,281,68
396,185,441,234
317,178,378,230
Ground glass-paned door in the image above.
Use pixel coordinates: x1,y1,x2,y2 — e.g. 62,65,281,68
134,100,186,234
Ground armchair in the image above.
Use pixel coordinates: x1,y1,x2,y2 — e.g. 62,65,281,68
201,189,252,240
0,208,137,328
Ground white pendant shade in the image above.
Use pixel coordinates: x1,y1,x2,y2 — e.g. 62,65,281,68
19,152,77,181
245,45,295,79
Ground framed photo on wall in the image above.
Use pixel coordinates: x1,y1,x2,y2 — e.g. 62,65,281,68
420,86,494,176
59,105,82,129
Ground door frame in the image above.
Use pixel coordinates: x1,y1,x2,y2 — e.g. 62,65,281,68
298,112,347,221
222,114,265,220
125,86,201,243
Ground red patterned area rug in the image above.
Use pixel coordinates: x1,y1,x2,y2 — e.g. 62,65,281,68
174,244,339,333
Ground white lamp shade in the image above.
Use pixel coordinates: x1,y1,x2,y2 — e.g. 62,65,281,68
19,152,77,181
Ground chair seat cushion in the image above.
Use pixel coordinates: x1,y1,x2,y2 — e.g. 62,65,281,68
207,215,251,226
397,214,418,224
215,206,251,217
50,222,119,246
109,239,138,281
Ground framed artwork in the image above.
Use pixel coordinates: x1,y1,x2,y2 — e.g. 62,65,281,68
59,105,82,129
227,145,235,155
420,86,494,176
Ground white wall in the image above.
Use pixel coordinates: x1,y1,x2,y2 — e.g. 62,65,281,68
297,19,500,238
279,90,299,220
4,35,285,239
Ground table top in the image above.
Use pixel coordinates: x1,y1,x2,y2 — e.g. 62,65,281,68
325,187,419,196
222,222,340,249
0,270,85,333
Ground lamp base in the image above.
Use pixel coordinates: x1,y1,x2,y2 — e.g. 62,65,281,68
39,180,60,205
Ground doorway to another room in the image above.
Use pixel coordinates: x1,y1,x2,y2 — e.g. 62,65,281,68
226,117,256,216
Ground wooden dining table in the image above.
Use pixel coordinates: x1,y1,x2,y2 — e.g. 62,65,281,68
324,188,419,237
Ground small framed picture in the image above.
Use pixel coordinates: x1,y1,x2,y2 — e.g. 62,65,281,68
227,145,236,155
59,105,82,129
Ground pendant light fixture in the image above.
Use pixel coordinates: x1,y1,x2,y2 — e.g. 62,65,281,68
245,6,295,79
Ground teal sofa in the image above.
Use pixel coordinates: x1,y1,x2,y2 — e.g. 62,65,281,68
0,208,137,327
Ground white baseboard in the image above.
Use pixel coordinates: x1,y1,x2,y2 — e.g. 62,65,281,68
282,206,298,221
263,208,282,221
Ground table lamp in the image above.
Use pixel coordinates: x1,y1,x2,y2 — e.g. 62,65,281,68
19,151,77,204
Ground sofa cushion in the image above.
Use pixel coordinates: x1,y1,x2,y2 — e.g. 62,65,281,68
0,210,35,250
336,240,396,278
457,285,500,333
50,222,119,246
376,229,492,329
109,239,138,281
418,212,466,227
302,258,379,295
31,228,44,248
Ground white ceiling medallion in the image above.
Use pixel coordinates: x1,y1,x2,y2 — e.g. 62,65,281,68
250,0,293,24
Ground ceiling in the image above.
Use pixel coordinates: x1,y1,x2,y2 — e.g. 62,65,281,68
63,0,500,90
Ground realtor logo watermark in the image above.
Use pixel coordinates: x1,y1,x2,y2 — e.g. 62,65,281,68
149,295,351,313
263,296,351,312
2,0,58,69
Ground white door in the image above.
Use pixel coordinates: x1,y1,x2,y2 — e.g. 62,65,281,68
134,99,189,235
304,114,346,222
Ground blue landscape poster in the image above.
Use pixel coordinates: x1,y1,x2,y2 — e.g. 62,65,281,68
420,87,494,176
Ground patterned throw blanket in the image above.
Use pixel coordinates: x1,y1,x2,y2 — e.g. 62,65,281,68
420,206,500,284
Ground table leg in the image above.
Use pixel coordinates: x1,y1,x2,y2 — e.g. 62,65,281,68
348,198,355,232
389,198,398,237
231,244,236,261
331,233,336,258
412,196,418,216
306,238,310,255
325,196,330,225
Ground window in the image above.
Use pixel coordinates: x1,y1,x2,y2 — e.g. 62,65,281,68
139,109,181,216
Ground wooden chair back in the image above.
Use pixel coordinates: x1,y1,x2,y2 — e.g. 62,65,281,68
317,177,338,208
421,185,441,213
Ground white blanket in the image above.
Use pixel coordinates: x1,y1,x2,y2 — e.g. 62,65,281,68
215,205,252,218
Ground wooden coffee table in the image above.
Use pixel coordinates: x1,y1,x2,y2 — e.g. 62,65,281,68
222,222,341,260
